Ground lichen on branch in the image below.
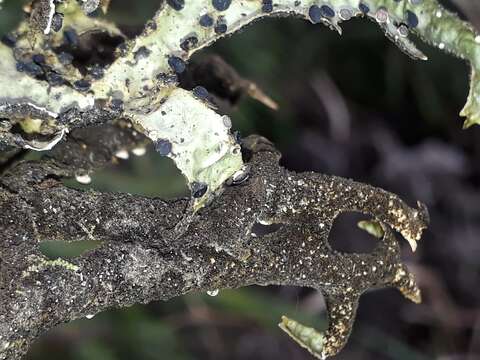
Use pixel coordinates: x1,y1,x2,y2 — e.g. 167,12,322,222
1,0,480,200
0,0,472,357
94,0,480,127
0,132,428,359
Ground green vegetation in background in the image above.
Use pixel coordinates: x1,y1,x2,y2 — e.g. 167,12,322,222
27,286,428,360
28,304,194,360
40,240,102,259
0,0,25,35
356,325,432,360
0,1,465,359
199,288,326,331
63,147,188,199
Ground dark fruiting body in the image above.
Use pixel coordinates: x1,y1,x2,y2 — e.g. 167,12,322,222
51,13,63,32
262,0,273,13
89,64,105,79
73,79,91,92
406,10,419,28
191,181,208,198
1,33,16,48
199,14,214,27
309,5,322,24
193,86,209,99
320,5,336,18
214,17,228,34
110,99,124,111
212,0,232,12
168,56,186,74
16,62,43,77
64,28,79,48
155,139,173,156
167,0,185,11
359,3,370,14
180,35,199,51
32,54,46,65
46,72,64,86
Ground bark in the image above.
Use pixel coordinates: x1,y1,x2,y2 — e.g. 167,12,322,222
6,0,475,358
0,125,428,359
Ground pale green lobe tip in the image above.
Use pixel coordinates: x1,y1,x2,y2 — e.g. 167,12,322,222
460,68,480,128
409,0,480,127
357,220,384,238
279,316,325,359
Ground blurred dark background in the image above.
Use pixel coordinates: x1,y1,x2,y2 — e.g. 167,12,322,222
2,0,480,359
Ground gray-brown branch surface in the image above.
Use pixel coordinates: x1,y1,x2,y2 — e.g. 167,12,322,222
0,124,428,359
0,0,446,358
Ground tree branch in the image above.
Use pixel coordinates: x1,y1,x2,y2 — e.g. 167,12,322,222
0,133,427,359
5,0,469,358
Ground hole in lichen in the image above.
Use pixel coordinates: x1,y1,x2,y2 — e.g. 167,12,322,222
53,31,125,76
63,144,188,199
251,222,284,237
328,212,378,253
40,240,102,259
9,122,56,142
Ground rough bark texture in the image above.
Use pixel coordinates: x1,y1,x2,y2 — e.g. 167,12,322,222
0,125,428,359
9,0,479,358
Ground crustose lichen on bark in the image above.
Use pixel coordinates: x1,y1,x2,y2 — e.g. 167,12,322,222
0,0,478,358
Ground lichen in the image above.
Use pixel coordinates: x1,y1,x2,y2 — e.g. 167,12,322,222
134,87,242,207
279,316,325,358
0,43,94,119
94,0,480,128
1,0,480,199
357,219,384,238
0,136,429,360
